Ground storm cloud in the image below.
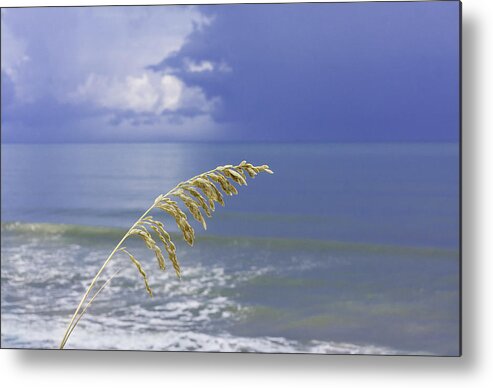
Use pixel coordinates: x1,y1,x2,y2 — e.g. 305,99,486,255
1,2,459,143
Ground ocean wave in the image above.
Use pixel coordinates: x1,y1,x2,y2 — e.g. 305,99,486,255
1,221,457,355
1,314,407,354
1,221,457,257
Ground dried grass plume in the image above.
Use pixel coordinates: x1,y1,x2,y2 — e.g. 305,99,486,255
59,161,273,349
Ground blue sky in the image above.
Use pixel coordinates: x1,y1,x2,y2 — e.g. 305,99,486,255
1,2,460,143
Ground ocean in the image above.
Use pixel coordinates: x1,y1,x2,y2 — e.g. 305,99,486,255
0,142,460,354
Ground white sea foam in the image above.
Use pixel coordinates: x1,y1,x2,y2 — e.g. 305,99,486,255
1,313,403,354
1,224,438,355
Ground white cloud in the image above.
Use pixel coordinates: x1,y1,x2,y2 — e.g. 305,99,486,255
2,6,217,118
160,75,183,111
75,73,159,113
1,12,30,98
74,71,216,114
183,58,232,73
185,59,215,73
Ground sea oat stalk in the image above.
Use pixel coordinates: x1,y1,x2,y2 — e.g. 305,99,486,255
59,161,273,349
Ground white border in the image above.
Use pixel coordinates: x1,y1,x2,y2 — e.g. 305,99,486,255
2,0,493,387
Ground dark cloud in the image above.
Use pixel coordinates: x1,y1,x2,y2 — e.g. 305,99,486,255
2,2,460,143
158,2,460,142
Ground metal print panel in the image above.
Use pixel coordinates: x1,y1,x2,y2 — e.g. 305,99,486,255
0,1,461,355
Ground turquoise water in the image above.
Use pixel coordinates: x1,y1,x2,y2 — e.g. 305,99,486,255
0,143,460,354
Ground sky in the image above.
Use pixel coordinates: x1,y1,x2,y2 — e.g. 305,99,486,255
1,1,460,143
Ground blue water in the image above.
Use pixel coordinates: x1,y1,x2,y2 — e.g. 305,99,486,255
1,143,459,248
0,143,460,354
